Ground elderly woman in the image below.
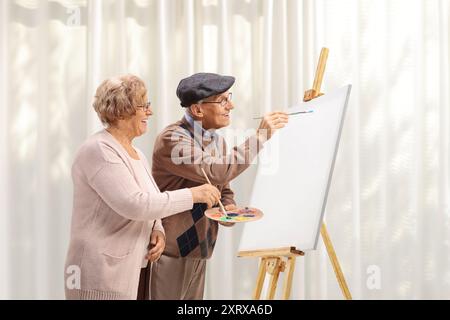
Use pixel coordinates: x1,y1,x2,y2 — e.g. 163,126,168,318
64,74,220,300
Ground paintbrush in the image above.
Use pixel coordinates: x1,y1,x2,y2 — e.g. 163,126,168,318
253,110,314,120
200,168,228,217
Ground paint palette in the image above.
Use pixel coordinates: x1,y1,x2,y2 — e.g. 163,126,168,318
205,206,263,223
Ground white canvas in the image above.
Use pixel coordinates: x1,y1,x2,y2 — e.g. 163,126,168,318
238,85,352,252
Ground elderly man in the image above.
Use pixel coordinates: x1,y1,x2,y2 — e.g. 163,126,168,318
137,72,288,300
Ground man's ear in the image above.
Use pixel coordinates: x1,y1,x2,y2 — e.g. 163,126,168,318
190,104,204,118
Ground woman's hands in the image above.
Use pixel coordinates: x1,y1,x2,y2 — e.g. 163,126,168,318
190,184,221,208
256,111,289,143
146,230,165,262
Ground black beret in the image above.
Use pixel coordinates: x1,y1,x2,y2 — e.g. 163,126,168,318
176,72,235,107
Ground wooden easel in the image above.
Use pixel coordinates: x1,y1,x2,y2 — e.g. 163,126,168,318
238,48,352,300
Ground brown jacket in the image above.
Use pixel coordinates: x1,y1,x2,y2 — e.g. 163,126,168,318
152,116,264,259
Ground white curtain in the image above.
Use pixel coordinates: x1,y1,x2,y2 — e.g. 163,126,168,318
0,0,449,299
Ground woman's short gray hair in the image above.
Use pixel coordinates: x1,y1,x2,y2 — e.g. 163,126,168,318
93,74,147,126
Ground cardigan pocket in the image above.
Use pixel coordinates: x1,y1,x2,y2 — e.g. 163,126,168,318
100,250,133,295
101,235,136,261
100,238,135,264
101,250,132,260
101,249,133,276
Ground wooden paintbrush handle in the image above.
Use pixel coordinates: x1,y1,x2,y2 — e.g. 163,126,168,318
200,168,228,216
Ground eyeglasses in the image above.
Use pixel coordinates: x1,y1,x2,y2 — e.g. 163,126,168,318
136,101,152,112
200,92,232,107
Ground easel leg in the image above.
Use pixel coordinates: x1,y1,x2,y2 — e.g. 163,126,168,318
282,257,296,300
253,257,267,300
321,223,352,300
266,258,281,300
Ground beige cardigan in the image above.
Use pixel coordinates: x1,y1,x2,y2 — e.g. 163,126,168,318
64,129,193,299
